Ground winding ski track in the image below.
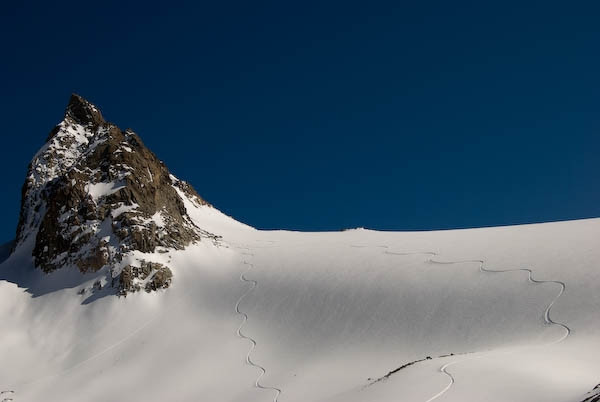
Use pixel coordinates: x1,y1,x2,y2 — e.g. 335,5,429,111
235,254,282,402
429,259,570,342
360,246,571,401
423,258,571,401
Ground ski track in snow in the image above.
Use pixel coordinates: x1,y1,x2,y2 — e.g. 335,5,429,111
353,245,571,402
1,242,570,402
421,259,570,401
235,252,282,402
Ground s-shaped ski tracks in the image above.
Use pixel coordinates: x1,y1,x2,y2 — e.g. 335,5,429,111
422,258,571,402
364,247,571,401
235,253,282,402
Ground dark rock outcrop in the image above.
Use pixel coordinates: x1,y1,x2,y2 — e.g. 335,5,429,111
581,384,600,402
14,94,217,295
118,260,173,294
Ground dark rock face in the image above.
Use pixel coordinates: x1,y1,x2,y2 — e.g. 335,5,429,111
64,93,105,128
14,94,216,294
118,260,173,294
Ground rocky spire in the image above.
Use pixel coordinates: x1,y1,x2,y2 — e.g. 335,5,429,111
65,93,105,126
15,94,217,298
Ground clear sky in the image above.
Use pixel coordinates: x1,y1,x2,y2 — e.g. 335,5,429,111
1,1,599,241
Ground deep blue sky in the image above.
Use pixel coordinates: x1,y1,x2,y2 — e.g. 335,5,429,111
1,1,599,240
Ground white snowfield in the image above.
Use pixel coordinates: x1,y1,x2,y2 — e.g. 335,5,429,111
1,203,599,402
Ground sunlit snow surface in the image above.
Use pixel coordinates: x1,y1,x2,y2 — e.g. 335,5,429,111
1,209,599,402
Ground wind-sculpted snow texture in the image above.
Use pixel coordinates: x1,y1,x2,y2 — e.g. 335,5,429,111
1,206,600,401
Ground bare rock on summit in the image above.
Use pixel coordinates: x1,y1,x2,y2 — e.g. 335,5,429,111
14,94,217,295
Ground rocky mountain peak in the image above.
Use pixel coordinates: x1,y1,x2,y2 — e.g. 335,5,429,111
15,95,218,297
64,93,105,127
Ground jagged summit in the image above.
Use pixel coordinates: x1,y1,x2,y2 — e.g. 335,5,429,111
66,93,105,126
15,94,218,296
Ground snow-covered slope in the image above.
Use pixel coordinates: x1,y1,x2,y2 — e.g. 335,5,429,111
1,213,599,402
2,95,598,401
